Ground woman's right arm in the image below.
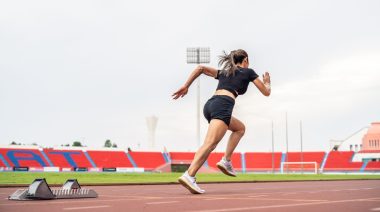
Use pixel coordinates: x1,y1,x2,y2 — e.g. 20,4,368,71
172,65,218,100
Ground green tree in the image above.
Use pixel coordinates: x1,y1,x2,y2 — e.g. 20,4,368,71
72,141,83,147
112,143,117,148
10,141,17,145
104,139,112,148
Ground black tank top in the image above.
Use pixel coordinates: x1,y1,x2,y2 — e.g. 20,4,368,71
215,67,259,97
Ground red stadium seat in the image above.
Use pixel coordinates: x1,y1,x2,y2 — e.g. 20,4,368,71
365,161,380,171
0,148,49,168
287,152,325,166
169,152,195,164
245,152,283,172
44,149,92,168
87,150,133,168
323,151,363,171
128,152,166,171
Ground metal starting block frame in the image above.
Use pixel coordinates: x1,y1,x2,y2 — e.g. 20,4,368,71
8,178,98,201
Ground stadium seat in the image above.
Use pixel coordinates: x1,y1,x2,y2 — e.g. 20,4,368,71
323,151,363,171
87,150,133,168
128,152,166,171
245,152,283,172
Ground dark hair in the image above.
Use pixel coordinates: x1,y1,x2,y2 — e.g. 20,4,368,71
218,49,248,77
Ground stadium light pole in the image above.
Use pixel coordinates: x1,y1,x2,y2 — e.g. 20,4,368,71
285,112,289,173
271,120,275,173
300,120,303,174
245,112,275,173
186,47,210,148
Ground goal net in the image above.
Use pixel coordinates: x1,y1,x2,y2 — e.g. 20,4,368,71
281,162,319,174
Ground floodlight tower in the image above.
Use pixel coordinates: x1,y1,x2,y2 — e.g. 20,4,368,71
186,47,210,147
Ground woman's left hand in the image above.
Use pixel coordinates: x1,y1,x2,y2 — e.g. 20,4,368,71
172,86,188,100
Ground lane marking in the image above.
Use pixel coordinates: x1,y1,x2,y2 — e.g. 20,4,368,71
371,207,380,211
189,197,380,212
0,198,152,206
146,201,179,205
204,198,229,201
251,197,326,202
95,186,380,201
63,205,110,210
100,194,162,199
308,191,319,194
204,195,268,201
248,195,267,198
282,192,297,195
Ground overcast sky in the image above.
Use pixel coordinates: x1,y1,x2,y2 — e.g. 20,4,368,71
1,0,379,152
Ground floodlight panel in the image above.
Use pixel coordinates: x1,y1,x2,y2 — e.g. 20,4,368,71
186,47,210,64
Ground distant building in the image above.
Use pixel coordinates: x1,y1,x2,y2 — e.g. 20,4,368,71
329,127,368,152
330,122,380,162
361,122,380,152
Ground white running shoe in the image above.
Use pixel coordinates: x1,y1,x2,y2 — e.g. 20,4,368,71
178,171,205,194
216,157,237,177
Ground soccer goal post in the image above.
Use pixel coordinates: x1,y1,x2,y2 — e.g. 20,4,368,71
281,162,319,174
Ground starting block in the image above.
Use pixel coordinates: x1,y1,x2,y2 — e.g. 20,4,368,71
8,178,98,200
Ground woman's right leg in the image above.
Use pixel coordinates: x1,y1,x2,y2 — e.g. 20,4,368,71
187,119,228,177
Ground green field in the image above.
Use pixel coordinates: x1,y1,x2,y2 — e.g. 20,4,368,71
1,172,380,186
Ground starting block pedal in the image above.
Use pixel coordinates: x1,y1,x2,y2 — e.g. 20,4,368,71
8,178,98,201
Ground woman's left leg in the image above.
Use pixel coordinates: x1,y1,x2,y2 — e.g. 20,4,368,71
224,116,245,160
216,116,245,177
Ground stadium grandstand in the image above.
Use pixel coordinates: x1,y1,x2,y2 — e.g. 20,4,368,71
1,146,379,173
1,122,379,174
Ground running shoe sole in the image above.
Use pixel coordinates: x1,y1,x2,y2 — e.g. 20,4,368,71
178,176,204,194
217,163,237,177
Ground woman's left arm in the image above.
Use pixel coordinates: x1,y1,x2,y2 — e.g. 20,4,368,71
252,72,271,97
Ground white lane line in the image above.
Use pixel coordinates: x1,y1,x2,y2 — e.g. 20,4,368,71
0,197,153,206
146,201,178,205
189,197,380,212
308,191,319,194
204,198,229,201
100,194,161,199
204,195,268,201
371,207,380,211
251,198,326,202
248,195,268,198
63,205,110,210
281,192,297,195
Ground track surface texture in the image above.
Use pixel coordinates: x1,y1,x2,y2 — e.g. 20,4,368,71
1,180,380,212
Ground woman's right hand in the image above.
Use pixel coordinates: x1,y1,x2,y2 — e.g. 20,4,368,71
172,86,188,100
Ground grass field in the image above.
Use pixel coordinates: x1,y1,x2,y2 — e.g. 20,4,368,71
1,172,380,186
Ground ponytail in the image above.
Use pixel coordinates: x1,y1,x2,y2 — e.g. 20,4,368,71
218,49,248,77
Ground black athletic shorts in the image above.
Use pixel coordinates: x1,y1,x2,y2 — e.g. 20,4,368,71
203,95,235,126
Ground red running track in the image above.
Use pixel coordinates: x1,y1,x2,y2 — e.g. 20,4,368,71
1,180,380,212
